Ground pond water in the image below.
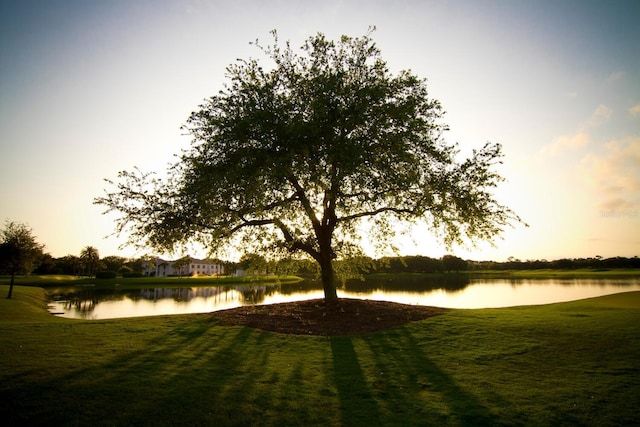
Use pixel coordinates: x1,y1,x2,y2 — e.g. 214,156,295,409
48,277,640,320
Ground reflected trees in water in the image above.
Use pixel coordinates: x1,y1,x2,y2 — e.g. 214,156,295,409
47,277,640,319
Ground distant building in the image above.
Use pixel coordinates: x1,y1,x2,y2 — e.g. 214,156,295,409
143,257,225,277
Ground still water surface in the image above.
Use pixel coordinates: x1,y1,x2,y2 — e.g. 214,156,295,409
48,277,640,320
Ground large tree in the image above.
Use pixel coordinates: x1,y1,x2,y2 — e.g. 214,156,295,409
0,221,44,299
97,30,522,303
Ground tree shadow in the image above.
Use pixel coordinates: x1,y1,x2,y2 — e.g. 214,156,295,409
2,316,350,426
363,327,505,426
1,318,270,425
3,317,504,426
330,336,382,426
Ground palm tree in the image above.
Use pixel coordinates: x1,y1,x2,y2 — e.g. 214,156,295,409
80,246,100,277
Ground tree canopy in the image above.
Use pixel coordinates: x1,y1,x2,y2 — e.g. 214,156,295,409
0,220,44,298
80,246,100,277
97,30,522,302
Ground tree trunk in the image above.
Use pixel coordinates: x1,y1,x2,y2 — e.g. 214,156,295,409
319,253,338,303
6,272,15,299
315,223,338,304
320,260,338,304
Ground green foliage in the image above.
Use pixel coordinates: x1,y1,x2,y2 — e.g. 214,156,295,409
79,246,100,277
238,253,268,275
33,253,57,274
171,255,192,277
96,29,522,301
119,265,134,274
333,255,376,284
101,255,127,273
0,220,44,298
469,256,640,271
0,221,44,275
95,271,117,279
441,254,468,272
121,271,142,278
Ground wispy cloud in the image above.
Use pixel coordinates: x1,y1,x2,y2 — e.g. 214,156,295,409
585,104,612,128
599,197,634,212
540,132,589,157
629,103,640,118
578,135,640,211
539,105,611,157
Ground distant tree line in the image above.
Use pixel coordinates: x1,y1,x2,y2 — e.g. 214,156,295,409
32,252,150,277
467,256,640,270
373,255,469,273
247,254,640,277
7,251,640,279
369,255,640,273
1,221,639,284
33,252,239,278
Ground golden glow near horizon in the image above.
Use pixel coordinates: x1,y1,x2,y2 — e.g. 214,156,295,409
1,0,638,261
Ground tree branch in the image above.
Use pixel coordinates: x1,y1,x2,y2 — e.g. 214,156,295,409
337,206,416,223
273,219,320,261
228,218,274,234
286,173,322,233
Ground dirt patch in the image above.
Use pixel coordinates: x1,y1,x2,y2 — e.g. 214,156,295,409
211,298,447,336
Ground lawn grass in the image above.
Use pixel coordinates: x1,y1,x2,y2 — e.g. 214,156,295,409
1,285,639,426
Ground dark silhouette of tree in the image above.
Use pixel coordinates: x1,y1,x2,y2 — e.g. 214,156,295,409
0,221,44,298
238,253,268,276
441,255,468,272
124,256,150,276
79,246,100,277
101,255,126,273
552,258,574,270
375,256,443,273
96,30,523,303
59,255,82,276
33,253,56,274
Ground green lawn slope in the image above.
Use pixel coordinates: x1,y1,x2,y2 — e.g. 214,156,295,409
1,285,638,426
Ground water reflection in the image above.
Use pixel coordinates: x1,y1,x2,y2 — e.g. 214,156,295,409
344,275,471,294
61,295,98,315
48,277,640,320
140,286,229,302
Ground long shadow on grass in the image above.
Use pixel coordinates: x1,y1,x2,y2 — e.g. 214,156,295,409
1,317,271,426
95,320,269,425
330,336,382,426
363,327,503,426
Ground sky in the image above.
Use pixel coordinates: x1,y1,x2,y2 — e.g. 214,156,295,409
1,0,639,262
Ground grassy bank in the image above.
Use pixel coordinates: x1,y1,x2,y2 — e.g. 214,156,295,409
1,285,639,426
3,268,639,290
0,274,303,290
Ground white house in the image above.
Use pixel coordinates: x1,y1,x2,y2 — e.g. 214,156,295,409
144,257,225,277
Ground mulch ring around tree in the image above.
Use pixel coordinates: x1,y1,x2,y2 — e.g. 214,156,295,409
210,298,448,336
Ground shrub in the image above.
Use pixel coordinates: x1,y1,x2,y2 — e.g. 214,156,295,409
122,272,143,278
95,271,117,279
